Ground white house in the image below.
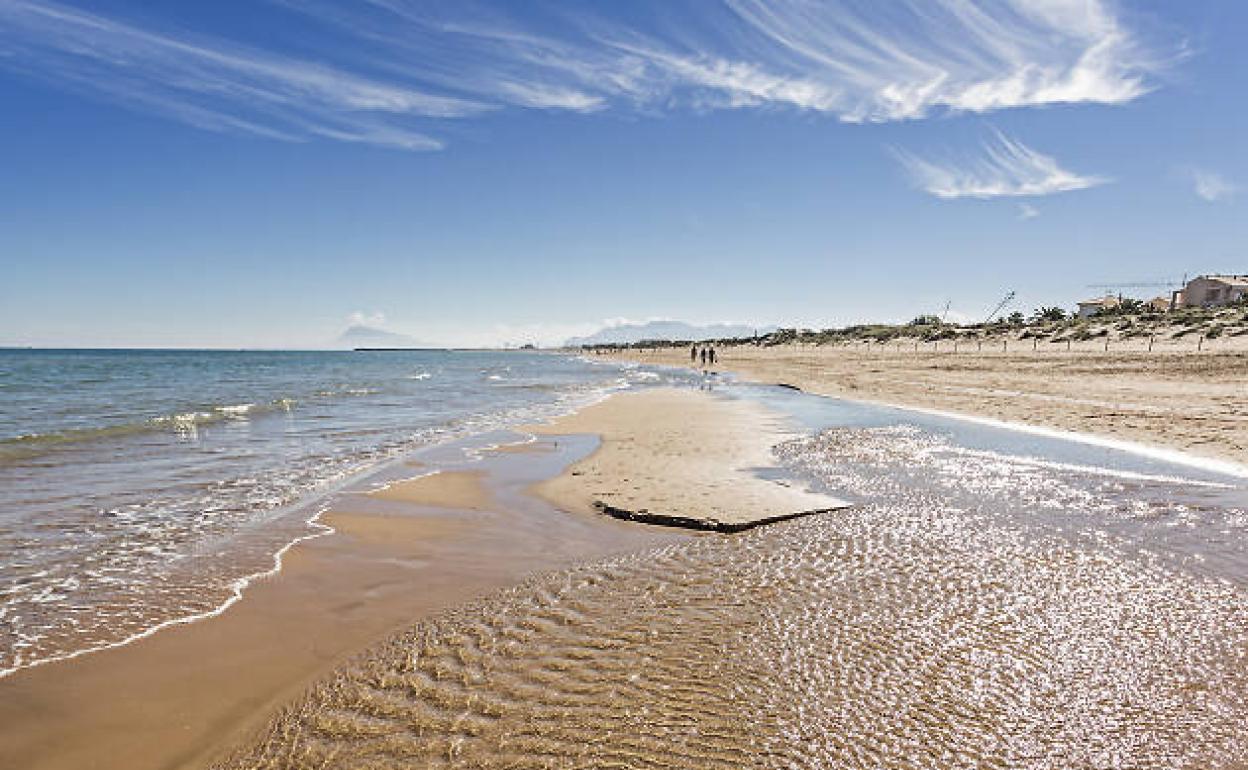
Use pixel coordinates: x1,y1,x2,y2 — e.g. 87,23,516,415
1076,295,1120,318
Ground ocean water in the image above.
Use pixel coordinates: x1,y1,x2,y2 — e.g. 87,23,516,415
0,348,687,675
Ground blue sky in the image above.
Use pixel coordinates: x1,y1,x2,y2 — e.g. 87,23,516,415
0,0,1244,348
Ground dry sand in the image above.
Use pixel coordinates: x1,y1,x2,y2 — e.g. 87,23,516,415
603,344,1248,470
527,388,845,530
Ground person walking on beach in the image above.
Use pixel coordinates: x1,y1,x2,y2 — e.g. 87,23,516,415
708,347,717,367
690,344,698,364
699,347,707,367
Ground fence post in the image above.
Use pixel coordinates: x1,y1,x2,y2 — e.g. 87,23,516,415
1067,339,1071,351
1149,335,1154,353
1198,335,1204,352
1033,337,1038,351
1003,339,1008,353
1104,336,1109,352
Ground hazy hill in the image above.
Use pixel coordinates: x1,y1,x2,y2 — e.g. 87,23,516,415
566,321,770,347
336,324,427,348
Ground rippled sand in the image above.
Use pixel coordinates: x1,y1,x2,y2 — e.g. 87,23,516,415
223,428,1248,769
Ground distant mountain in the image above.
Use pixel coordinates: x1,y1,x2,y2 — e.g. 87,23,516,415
336,324,427,348
565,321,772,347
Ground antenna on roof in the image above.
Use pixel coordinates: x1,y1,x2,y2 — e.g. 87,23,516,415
940,300,951,323
984,291,1015,324
1085,280,1179,292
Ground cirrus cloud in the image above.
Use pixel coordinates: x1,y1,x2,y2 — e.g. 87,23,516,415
894,130,1109,199
0,0,1172,150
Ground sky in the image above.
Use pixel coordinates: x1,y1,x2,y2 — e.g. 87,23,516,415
0,0,1244,348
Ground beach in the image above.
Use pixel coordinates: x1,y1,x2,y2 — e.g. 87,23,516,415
3,359,1248,769
6,0,1243,765
601,341,1248,472
0,384,835,770
0,437,680,770
220,382,1248,769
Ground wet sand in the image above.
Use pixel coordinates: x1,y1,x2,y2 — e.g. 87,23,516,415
10,381,1246,770
370,469,495,509
222,422,1248,769
527,388,845,529
602,345,1248,470
0,391,791,770
0,458,680,770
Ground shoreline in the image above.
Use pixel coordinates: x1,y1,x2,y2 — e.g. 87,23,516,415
848,397,1248,479
0,372,635,682
6,370,1245,768
4,384,799,770
0,506,335,681
595,344,1248,474
219,379,1248,768
0,425,684,770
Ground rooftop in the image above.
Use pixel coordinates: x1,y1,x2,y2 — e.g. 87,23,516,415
1198,274,1248,286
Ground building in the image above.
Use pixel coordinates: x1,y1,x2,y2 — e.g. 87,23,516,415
1076,295,1120,318
1174,274,1248,308
1148,296,1172,313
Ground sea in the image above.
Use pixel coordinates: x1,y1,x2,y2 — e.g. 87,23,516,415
0,348,687,676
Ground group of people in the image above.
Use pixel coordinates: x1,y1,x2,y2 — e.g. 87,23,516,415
690,344,717,369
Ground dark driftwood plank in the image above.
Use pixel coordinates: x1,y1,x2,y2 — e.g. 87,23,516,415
592,500,849,533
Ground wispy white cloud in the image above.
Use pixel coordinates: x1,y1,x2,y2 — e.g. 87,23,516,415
1187,168,1237,202
311,0,1165,120
1018,202,1041,219
712,0,1162,121
494,81,607,113
0,0,483,150
0,0,1169,149
894,130,1108,199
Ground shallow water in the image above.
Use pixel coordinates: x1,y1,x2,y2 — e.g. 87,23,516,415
0,349,695,674
225,381,1248,769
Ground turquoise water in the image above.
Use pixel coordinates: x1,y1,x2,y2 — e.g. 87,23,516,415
0,348,689,674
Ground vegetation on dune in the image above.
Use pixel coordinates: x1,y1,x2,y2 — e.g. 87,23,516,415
576,299,1248,351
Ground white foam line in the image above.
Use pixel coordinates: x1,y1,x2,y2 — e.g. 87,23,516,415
461,435,539,461
826,393,1248,481
0,506,336,681
933,445,1236,489
357,469,440,494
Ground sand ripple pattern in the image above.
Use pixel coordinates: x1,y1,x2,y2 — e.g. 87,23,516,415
224,510,1248,765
